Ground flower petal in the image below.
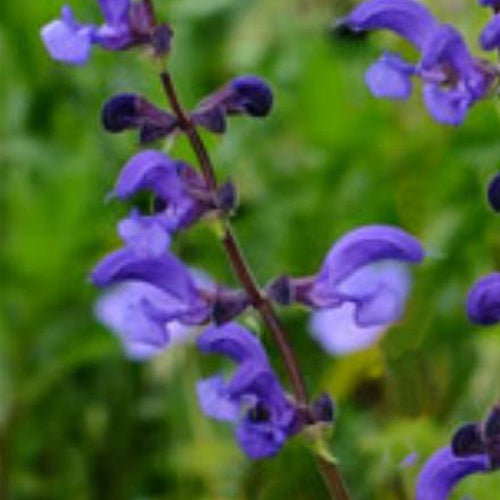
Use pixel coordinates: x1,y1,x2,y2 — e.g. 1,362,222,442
338,261,411,326
196,375,240,422
420,25,491,102
422,83,471,125
480,14,500,51
343,0,439,50
365,53,415,100
318,225,423,288
415,446,489,500
235,419,287,459
98,0,130,26
420,25,471,75
113,150,188,202
197,323,268,365
91,248,200,304
40,7,93,65
310,303,388,354
95,281,176,360
466,273,500,325
117,212,170,258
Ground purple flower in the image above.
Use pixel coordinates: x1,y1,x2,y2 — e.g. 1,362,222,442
41,0,170,65
192,76,273,133
92,215,211,359
196,323,298,459
310,261,411,354
101,93,178,144
416,406,500,499
269,225,423,354
342,0,494,124
466,273,500,325
95,281,194,359
112,150,210,233
415,446,489,500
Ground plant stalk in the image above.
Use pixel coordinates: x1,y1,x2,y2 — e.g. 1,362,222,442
159,69,350,500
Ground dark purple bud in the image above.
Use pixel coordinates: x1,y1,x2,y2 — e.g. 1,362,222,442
139,122,177,144
152,24,173,56
102,93,178,140
311,393,335,423
230,76,273,117
214,181,237,214
102,93,140,132
466,273,500,326
212,290,250,325
487,173,500,212
267,275,293,305
451,423,485,457
191,106,227,134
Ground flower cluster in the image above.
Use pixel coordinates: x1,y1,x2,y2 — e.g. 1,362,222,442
341,0,500,125
41,0,428,466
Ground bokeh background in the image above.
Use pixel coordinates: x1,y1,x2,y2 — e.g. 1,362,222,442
2,0,500,498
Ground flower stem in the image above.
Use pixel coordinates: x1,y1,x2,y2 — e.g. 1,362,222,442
159,69,350,500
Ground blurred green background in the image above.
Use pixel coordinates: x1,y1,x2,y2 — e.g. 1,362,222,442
2,0,500,498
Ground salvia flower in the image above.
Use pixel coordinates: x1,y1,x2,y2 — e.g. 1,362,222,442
96,280,194,359
310,261,412,354
466,272,500,325
416,406,500,499
341,0,495,125
191,76,274,134
196,323,299,459
269,225,424,354
101,93,178,144
415,446,490,500
92,215,212,359
41,0,171,65
112,150,212,234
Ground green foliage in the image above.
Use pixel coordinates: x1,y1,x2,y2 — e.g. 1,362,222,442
1,0,500,498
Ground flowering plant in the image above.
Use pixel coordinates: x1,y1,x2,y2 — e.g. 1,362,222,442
38,0,500,498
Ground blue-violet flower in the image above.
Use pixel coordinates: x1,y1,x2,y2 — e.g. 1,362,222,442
41,0,171,65
416,405,500,499
269,225,424,354
196,323,299,459
342,0,495,124
111,150,211,234
92,215,211,359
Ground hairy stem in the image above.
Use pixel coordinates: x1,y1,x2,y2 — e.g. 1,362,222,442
159,69,350,500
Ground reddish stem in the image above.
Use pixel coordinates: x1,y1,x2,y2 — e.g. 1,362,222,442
159,69,350,500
